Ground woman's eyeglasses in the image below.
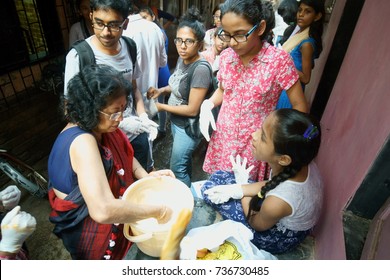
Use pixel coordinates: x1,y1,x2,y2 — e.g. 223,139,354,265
99,110,124,121
218,23,259,43
174,38,198,47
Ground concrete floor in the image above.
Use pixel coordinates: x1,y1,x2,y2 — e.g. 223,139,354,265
1,91,314,260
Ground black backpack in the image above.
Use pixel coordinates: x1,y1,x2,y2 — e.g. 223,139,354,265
70,36,137,104
71,36,137,71
185,59,218,100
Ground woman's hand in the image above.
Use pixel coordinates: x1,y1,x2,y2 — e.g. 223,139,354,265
149,169,175,178
147,87,161,99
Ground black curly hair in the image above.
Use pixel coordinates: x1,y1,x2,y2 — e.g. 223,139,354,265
247,109,321,219
62,64,132,131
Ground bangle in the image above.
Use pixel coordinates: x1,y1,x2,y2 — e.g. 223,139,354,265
159,206,167,220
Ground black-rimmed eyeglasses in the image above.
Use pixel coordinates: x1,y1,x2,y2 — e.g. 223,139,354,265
173,38,198,47
92,19,126,32
218,23,259,43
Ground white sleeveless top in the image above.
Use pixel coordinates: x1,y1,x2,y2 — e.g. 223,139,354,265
266,162,323,232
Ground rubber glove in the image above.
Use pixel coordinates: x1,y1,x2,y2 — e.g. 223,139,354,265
0,185,21,210
199,100,216,142
139,113,159,141
204,184,243,204
119,115,150,135
230,155,255,184
0,206,36,253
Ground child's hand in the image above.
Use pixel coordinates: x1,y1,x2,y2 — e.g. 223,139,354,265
230,155,254,184
204,184,243,204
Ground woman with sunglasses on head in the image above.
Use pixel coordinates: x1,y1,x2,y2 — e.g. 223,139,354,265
48,64,174,260
147,7,213,187
200,0,308,182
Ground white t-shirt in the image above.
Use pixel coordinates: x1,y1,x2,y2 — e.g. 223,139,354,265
63,36,142,98
266,162,323,232
122,14,167,95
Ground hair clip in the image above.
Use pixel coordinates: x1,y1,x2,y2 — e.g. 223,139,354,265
303,124,319,141
257,191,264,199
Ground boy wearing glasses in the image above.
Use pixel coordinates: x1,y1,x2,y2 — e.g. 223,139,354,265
64,0,157,172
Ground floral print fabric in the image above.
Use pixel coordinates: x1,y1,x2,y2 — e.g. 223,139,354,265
203,42,299,181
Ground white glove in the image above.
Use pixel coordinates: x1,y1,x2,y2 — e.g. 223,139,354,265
0,185,21,210
148,125,158,141
230,155,255,184
204,184,243,204
119,115,150,135
199,100,216,142
0,206,36,253
139,113,159,141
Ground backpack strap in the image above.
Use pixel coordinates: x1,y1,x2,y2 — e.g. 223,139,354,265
71,37,137,71
70,37,137,109
185,59,214,103
71,40,96,70
121,36,137,72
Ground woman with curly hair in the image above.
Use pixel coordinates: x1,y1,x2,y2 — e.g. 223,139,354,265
48,64,174,259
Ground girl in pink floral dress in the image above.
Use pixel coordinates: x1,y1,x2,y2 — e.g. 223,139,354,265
200,0,308,181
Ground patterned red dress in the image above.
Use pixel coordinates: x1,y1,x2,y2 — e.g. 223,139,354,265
203,42,299,181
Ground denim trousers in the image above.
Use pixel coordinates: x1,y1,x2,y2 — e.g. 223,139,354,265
157,95,167,133
170,122,202,187
130,132,150,171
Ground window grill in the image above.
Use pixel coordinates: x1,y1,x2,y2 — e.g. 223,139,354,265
0,0,73,110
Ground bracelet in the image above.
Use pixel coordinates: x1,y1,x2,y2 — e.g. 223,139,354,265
159,206,167,220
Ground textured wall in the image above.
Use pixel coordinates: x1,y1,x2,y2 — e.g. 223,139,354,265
314,0,390,259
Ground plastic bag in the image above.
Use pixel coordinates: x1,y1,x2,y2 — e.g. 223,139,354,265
179,220,277,260
143,94,158,119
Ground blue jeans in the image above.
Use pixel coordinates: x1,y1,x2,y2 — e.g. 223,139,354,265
170,123,202,187
130,132,150,172
157,95,167,133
